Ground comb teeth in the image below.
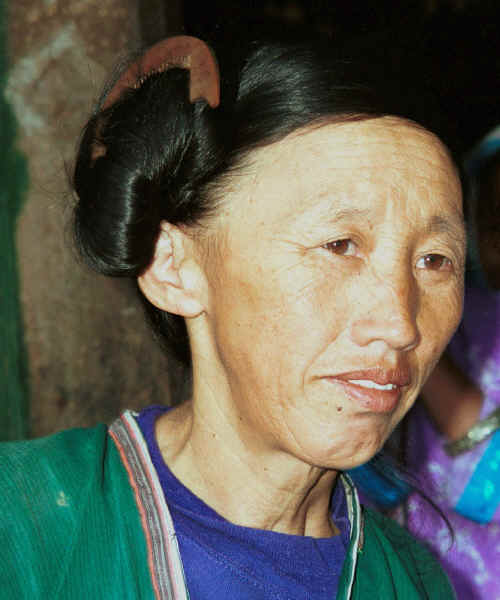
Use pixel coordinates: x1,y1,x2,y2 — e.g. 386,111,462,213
133,65,169,89
132,58,190,90
101,36,220,111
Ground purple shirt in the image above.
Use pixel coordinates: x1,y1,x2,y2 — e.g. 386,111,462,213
137,405,350,600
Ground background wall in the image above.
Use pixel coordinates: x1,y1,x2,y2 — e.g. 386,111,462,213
5,0,184,438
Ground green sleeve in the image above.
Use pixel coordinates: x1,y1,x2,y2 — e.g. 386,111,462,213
0,426,154,599
351,508,456,599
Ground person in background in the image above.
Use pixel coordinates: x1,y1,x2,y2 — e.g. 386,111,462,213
1,34,464,599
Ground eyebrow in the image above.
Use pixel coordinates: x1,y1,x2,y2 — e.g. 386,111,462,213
322,207,372,223
326,208,466,239
302,202,466,247
424,214,466,244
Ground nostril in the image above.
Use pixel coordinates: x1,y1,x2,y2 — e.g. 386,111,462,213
389,319,420,352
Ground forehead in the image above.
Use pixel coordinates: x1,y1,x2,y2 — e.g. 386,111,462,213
216,117,463,230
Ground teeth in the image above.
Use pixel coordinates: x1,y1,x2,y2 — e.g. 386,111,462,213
348,379,396,391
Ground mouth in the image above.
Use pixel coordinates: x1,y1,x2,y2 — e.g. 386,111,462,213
325,367,411,413
346,379,397,391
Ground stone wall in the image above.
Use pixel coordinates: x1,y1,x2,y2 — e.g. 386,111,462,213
7,0,184,437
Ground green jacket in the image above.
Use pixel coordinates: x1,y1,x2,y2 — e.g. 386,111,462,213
0,411,455,599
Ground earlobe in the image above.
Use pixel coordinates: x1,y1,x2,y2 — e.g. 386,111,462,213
138,222,205,318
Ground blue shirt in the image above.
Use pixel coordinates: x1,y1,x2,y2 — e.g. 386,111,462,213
137,406,350,599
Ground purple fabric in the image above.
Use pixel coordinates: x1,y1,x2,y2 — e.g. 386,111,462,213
136,405,350,600
401,285,500,599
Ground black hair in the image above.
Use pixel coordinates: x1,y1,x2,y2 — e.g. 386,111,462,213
73,35,463,365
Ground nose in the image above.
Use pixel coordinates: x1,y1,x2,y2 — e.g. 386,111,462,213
349,272,420,352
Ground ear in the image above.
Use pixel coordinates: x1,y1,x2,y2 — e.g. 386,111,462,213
138,221,205,318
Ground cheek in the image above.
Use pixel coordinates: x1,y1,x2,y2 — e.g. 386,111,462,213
440,283,464,338
272,265,352,348
417,284,464,367
210,235,357,356
208,262,295,376
212,262,349,395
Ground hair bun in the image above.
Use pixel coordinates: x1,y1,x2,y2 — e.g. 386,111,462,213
73,68,207,277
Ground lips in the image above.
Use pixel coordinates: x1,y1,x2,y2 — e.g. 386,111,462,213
325,366,411,413
333,367,411,387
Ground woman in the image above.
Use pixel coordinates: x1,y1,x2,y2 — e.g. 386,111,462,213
0,35,465,598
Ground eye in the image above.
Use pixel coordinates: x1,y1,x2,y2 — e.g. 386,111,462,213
322,239,357,256
416,253,452,271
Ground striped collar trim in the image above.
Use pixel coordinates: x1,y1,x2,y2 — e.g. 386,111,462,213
339,473,362,599
109,410,189,600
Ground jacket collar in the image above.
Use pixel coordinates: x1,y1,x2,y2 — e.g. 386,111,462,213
110,409,363,600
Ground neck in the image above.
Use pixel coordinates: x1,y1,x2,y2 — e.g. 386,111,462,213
155,399,339,538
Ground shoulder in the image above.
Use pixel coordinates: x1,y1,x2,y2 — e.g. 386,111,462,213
0,424,136,597
0,421,154,598
0,424,116,542
0,424,110,495
358,508,455,599
363,507,434,558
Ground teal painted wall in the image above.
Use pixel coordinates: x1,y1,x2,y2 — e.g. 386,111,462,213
0,0,29,440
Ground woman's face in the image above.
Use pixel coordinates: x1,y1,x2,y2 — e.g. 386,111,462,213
197,117,465,470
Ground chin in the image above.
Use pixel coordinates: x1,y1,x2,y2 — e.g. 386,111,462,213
293,432,385,472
